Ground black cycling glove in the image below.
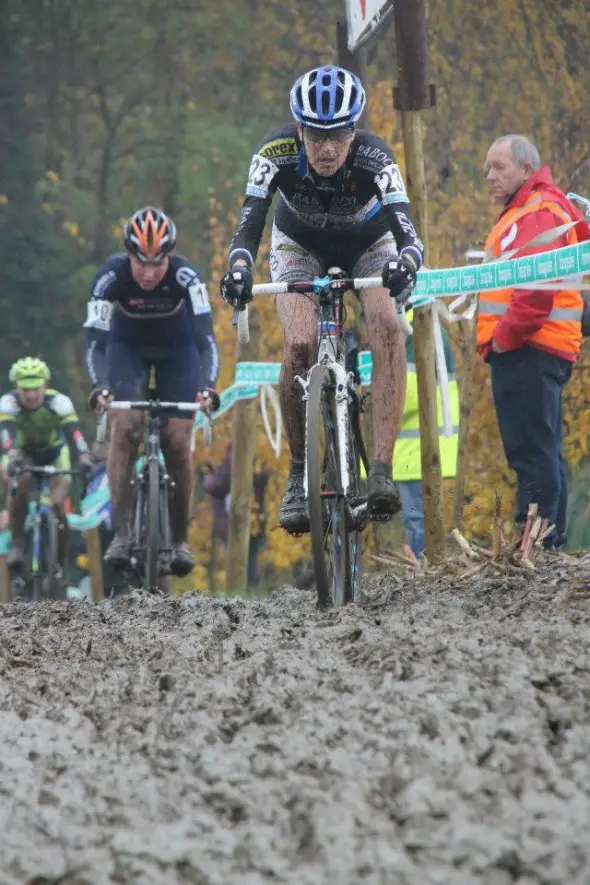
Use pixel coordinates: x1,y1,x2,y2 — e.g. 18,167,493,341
382,252,419,305
220,266,253,307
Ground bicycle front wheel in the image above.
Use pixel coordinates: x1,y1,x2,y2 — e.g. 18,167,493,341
306,364,351,609
144,456,160,590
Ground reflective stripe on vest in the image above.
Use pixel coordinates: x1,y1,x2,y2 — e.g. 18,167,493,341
478,302,583,321
398,425,460,439
477,190,584,357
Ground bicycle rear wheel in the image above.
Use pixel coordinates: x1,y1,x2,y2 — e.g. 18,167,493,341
28,513,59,602
144,456,161,590
306,364,351,609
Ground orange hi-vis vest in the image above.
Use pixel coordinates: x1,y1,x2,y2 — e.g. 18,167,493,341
477,191,584,358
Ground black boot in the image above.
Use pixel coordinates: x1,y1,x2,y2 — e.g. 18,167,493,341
104,534,131,567
367,460,401,516
104,510,131,568
170,541,195,577
279,460,309,534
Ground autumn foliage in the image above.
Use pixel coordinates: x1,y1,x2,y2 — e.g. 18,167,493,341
188,0,590,589
2,0,588,590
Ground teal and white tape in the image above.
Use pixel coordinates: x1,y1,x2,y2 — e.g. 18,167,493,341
413,240,590,299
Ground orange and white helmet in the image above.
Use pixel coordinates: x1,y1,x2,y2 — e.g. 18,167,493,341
123,206,177,262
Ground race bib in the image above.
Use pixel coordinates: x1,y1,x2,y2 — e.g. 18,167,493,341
246,153,279,199
85,299,112,331
189,282,211,315
375,163,408,205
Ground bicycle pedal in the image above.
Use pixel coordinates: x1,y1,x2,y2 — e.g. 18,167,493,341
349,501,369,531
369,511,394,524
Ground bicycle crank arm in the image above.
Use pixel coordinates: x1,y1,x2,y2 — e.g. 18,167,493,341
349,501,370,531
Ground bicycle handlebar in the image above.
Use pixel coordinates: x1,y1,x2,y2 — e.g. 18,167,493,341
109,400,202,412
14,466,81,476
251,276,385,296
234,275,413,340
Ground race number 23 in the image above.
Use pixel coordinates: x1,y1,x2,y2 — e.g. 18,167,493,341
375,163,408,203
246,154,278,196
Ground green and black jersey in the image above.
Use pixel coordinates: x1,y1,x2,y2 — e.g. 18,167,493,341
0,389,89,465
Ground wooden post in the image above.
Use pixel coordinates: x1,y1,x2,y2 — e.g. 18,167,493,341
453,315,478,529
0,557,10,603
393,0,443,562
226,312,261,593
84,527,104,602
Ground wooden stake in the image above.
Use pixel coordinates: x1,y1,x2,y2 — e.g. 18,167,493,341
452,315,478,530
393,0,443,564
0,556,10,603
226,311,261,593
85,527,104,602
451,527,479,560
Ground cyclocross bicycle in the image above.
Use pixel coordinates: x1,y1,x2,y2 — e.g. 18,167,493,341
102,398,202,592
9,465,79,602
233,269,411,609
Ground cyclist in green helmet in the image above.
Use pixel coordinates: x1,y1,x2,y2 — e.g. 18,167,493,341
0,357,93,572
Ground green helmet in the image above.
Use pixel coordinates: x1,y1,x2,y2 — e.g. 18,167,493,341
9,357,51,389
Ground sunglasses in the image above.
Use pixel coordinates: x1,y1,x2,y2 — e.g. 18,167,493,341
303,127,355,145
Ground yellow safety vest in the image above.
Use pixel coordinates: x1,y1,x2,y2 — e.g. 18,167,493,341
392,363,460,481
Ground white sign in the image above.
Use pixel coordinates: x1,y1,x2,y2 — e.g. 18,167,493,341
345,0,392,51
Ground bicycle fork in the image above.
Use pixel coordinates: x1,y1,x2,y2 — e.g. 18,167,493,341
299,361,353,500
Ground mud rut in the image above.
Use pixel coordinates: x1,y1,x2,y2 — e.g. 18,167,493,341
0,561,589,885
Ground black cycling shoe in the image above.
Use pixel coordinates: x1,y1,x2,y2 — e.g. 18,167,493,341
7,546,24,572
170,541,195,578
279,461,309,534
367,460,401,516
104,534,131,568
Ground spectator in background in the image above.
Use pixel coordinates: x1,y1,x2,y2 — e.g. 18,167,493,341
393,315,459,560
478,134,589,548
201,442,269,588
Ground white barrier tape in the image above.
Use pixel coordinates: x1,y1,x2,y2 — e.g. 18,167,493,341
260,384,282,458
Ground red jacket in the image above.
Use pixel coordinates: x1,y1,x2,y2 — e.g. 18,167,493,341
477,167,589,361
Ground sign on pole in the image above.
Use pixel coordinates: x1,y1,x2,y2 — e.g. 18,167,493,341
344,0,393,51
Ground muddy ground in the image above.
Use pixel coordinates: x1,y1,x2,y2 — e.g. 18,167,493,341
0,559,589,885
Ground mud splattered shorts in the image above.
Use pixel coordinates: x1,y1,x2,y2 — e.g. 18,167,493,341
269,222,398,286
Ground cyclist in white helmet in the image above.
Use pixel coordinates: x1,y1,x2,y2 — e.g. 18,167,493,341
221,65,423,534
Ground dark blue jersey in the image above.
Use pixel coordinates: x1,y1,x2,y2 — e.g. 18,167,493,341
84,253,219,390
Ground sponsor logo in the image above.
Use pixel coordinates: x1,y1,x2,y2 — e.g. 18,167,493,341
355,144,390,165
260,138,298,160
176,266,199,288
93,270,116,300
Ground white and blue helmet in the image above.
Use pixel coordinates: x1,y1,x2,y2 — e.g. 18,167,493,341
290,66,366,130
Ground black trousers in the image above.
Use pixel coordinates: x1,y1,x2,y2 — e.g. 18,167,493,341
490,346,572,547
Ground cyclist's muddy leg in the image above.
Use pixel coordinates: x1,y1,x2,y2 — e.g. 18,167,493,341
359,286,406,464
276,292,317,460
7,472,30,562
163,417,193,542
51,475,71,571
108,411,143,535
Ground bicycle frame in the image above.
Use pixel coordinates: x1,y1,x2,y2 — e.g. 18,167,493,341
10,465,78,596
107,398,201,586
26,480,52,575
301,276,355,500
246,269,390,500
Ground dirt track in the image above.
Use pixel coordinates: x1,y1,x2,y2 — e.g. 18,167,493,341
0,561,589,885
